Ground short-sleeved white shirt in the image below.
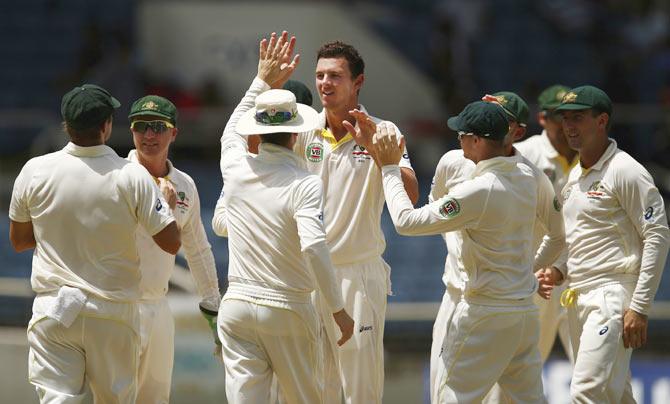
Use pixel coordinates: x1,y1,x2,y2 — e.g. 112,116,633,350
9,143,174,301
294,106,414,265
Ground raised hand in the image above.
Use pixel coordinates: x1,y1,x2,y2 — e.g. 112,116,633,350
257,31,300,89
343,109,376,151
371,122,405,167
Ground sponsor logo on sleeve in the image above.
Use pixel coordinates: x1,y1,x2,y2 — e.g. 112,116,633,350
306,143,324,162
318,211,324,222
599,325,609,335
439,198,461,218
155,199,163,212
644,206,654,220
359,325,373,333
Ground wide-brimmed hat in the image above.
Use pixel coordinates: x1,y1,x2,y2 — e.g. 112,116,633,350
236,89,319,135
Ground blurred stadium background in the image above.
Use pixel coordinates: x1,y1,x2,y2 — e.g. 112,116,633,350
1,1,670,403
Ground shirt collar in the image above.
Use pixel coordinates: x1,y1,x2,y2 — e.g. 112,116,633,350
472,155,518,177
127,149,175,178
540,130,559,159
257,143,302,166
583,138,617,173
63,142,117,158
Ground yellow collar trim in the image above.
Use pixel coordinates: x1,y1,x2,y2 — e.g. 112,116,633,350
556,154,579,174
321,128,353,151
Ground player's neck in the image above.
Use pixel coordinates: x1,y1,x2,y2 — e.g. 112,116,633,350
325,102,358,141
579,135,609,169
137,153,170,178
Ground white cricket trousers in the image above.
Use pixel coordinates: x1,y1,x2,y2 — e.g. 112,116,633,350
217,298,322,404
566,282,636,403
317,257,389,404
136,298,174,404
433,298,545,404
27,292,140,404
430,286,462,400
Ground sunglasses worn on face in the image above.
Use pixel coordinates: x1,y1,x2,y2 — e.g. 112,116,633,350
130,120,174,134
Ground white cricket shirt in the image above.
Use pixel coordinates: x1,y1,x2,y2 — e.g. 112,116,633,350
429,149,565,291
383,153,565,302
219,78,343,312
127,150,220,305
9,143,174,301
294,107,414,266
559,139,670,315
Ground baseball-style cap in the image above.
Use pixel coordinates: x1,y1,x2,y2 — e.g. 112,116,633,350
128,95,178,125
61,84,120,129
447,101,510,140
538,84,570,110
236,89,319,135
486,91,529,127
282,80,313,107
555,85,612,115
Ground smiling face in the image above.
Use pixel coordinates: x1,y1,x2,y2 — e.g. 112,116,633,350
131,115,177,160
315,57,363,112
560,109,607,152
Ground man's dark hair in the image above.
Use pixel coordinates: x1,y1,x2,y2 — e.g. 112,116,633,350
63,115,112,143
260,132,293,147
317,41,365,79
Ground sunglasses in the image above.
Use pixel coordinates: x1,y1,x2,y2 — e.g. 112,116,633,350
130,120,174,134
254,110,296,125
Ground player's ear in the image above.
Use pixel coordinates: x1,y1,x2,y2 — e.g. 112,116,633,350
171,127,178,143
354,74,364,93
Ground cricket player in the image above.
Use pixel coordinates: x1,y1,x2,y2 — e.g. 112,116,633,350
546,85,670,402
212,79,314,237
9,84,180,403
514,85,578,364
374,101,564,403
127,95,222,403
217,31,354,404
293,40,419,404
429,92,564,402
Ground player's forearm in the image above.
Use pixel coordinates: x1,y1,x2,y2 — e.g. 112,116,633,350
303,241,344,313
630,226,670,315
533,232,566,271
212,196,229,237
400,167,419,206
182,223,222,302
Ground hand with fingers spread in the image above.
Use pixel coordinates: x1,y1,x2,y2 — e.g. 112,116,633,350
623,309,648,349
257,31,300,89
343,109,376,152
372,122,405,167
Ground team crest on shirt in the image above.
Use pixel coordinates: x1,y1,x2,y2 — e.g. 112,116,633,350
352,144,371,163
563,185,573,200
553,196,562,211
176,191,190,213
439,198,461,218
586,180,604,199
306,142,324,162
543,168,556,183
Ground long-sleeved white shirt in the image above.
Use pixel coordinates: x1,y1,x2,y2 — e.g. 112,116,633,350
384,153,565,302
219,77,343,312
559,139,670,315
127,151,221,308
429,149,566,290
9,143,175,301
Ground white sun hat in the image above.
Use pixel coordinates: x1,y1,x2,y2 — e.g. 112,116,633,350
236,89,319,135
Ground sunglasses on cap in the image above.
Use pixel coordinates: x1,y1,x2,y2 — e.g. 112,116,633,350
130,120,175,134
255,110,296,125
457,131,475,141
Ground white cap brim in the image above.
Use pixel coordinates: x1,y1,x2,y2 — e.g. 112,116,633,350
235,103,319,135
